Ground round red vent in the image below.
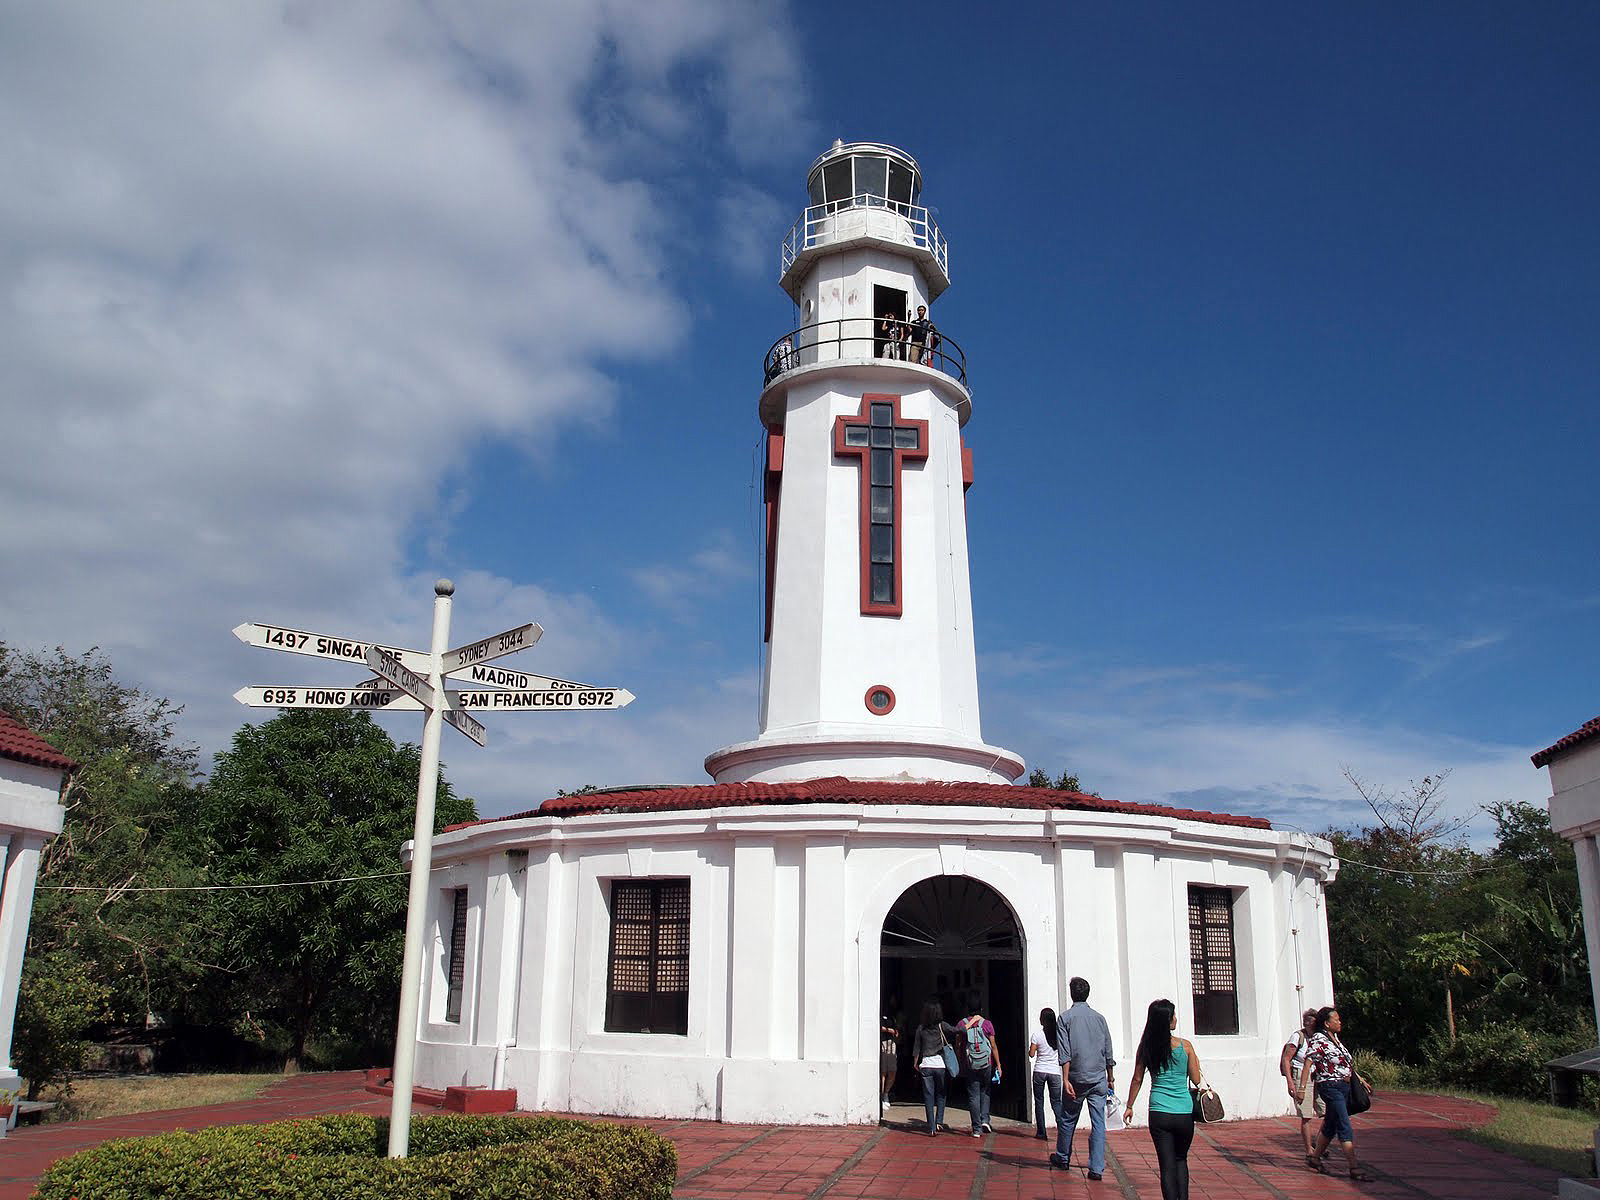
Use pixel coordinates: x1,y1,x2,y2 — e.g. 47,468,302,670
864,685,896,716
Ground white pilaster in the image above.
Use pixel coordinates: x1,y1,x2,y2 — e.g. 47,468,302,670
801,838,847,1060
0,835,45,1083
729,841,777,1059
1574,834,1600,1034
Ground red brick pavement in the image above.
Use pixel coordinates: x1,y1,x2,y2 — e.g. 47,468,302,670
0,1077,1566,1200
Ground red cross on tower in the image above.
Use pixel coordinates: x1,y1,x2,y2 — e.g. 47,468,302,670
833,393,929,617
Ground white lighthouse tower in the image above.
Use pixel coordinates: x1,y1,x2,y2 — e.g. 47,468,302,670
707,141,1024,785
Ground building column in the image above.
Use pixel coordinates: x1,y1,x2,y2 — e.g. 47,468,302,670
801,838,846,1061
1572,833,1600,1035
729,841,777,1059
0,834,46,1082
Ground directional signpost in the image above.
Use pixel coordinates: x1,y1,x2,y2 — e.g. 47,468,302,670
233,581,633,1157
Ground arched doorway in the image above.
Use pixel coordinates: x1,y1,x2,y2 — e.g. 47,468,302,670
879,876,1027,1121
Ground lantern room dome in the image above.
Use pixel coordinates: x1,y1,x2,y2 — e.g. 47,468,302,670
806,140,923,209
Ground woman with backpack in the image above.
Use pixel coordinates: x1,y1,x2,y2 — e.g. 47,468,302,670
911,1000,962,1136
1279,1007,1320,1155
1028,1006,1064,1139
959,999,1001,1137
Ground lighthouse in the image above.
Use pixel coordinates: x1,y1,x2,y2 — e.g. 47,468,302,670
707,140,1025,785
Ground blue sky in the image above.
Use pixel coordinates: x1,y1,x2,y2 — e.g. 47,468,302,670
3,2,1595,840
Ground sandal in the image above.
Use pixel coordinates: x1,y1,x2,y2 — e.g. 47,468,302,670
1349,1168,1376,1182
1305,1154,1326,1173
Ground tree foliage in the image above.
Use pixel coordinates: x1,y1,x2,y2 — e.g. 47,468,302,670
3,643,478,1085
0,643,210,1021
194,709,476,1068
1026,767,1099,796
12,953,112,1100
1326,771,1589,1066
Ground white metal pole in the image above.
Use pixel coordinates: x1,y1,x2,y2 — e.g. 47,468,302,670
387,578,454,1158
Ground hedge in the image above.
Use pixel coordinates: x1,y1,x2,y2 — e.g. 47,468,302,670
32,1112,677,1200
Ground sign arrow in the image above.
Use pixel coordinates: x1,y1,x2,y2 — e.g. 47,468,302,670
234,623,429,673
449,663,600,691
234,685,419,711
451,687,635,712
440,704,487,747
365,646,436,710
440,623,542,676
234,684,488,746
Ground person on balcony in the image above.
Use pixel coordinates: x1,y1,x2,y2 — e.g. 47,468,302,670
881,312,904,360
909,305,937,365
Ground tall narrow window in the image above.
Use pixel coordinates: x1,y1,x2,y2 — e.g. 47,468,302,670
1188,885,1239,1035
445,887,469,1024
605,880,690,1035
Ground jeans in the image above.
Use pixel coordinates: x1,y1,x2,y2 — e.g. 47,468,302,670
1317,1079,1354,1144
1057,1078,1107,1174
1033,1072,1063,1137
1148,1110,1195,1200
966,1071,993,1131
920,1067,948,1133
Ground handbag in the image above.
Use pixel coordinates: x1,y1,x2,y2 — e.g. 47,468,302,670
1346,1074,1372,1115
939,1028,960,1078
1192,1074,1225,1123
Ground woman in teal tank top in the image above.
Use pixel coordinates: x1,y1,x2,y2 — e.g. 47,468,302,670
1123,999,1203,1200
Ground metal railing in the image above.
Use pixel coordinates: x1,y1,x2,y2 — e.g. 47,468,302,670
762,319,967,387
779,195,948,281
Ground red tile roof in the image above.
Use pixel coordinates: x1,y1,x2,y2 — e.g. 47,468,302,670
0,710,77,772
444,777,1273,833
1532,717,1600,768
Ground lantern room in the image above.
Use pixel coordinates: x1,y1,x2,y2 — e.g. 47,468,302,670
780,140,951,305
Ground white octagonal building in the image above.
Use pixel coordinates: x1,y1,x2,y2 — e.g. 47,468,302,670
412,142,1338,1127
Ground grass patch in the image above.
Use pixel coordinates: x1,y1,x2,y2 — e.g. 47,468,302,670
1448,1090,1597,1177
44,1072,279,1122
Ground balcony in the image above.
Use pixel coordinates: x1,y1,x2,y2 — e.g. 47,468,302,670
762,318,967,388
779,196,950,302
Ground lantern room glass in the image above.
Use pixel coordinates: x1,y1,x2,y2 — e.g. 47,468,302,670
807,149,923,210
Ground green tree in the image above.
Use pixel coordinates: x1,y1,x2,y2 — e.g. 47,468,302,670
1325,769,1483,1060
1026,767,1098,796
1406,930,1476,1044
195,710,476,1069
1328,783,1591,1068
0,644,210,1022
1474,802,1588,1026
12,954,111,1100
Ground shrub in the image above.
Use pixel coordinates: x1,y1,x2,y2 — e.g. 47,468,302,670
1351,1049,1407,1091
1420,1021,1596,1101
13,953,112,1100
32,1113,676,1200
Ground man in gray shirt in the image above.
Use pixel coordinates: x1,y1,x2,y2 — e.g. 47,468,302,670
1052,976,1115,1181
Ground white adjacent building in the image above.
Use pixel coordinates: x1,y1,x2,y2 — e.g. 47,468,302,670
412,142,1338,1125
0,712,72,1121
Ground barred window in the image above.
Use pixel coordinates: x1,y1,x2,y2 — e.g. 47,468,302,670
1188,885,1239,1035
445,887,469,1025
605,880,690,1035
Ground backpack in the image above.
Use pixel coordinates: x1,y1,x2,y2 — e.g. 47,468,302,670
962,1019,992,1072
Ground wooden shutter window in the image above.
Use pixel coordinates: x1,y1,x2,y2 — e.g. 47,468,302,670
606,880,690,1035
1187,885,1240,1035
445,887,469,1025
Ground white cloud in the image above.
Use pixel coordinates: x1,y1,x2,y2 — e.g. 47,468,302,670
626,535,752,612
988,662,1546,844
0,1,807,813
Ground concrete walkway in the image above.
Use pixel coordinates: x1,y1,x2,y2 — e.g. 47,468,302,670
0,1075,1564,1200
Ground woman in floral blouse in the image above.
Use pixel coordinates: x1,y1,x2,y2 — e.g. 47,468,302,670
1296,1007,1375,1181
